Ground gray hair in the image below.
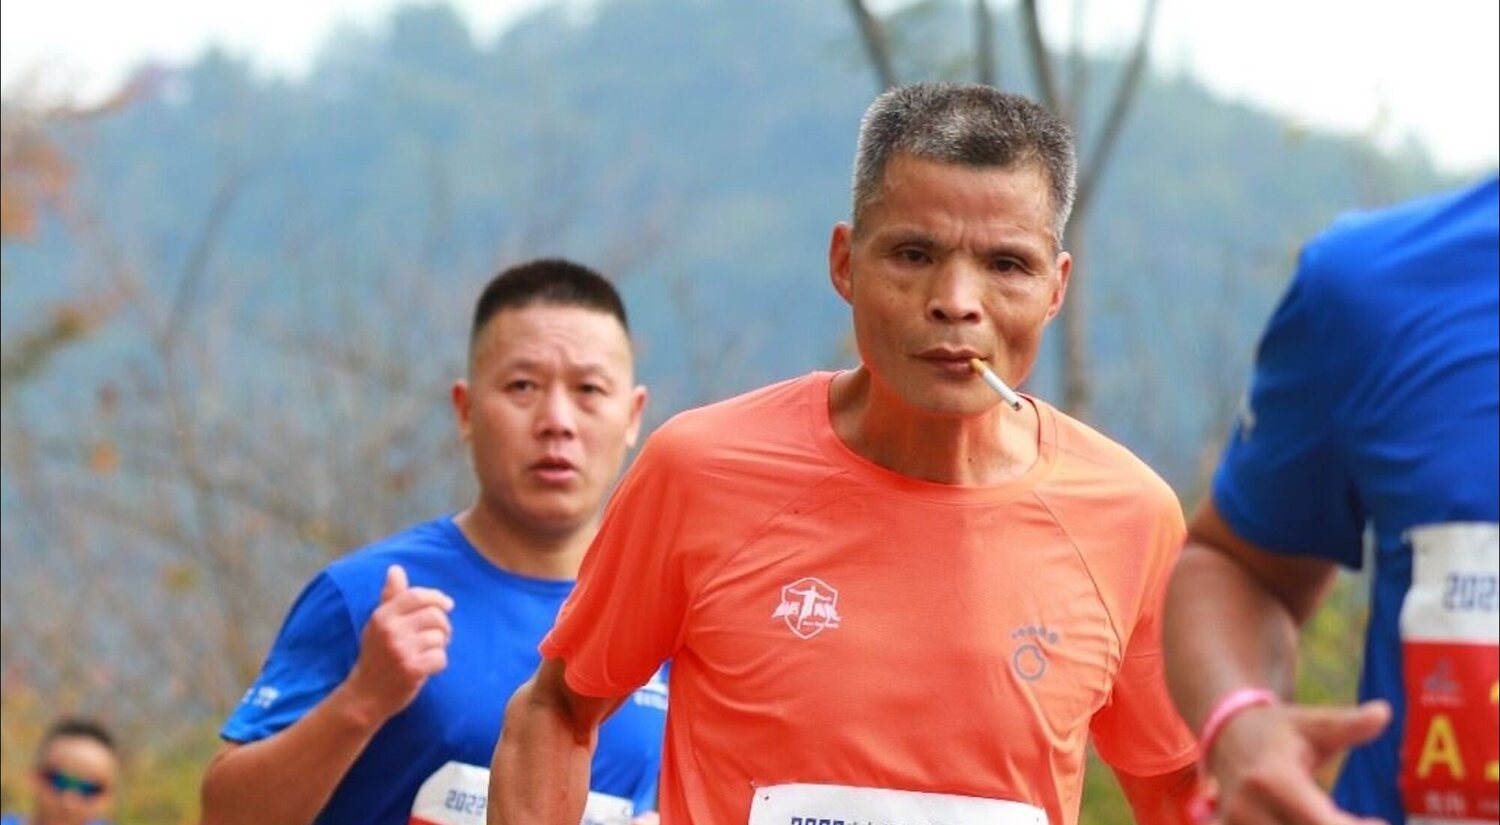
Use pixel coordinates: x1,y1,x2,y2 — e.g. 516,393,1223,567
851,82,1077,247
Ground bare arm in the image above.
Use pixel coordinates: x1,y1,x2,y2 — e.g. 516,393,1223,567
1115,764,1197,825
199,684,387,825
1163,500,1390,825
200,566,454,825
490,657,626,825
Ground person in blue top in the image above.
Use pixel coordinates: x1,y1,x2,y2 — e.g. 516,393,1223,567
1164,175,1499,824
2,718,119,825
198,258,665,825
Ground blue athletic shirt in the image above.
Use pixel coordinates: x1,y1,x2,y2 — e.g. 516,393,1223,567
1213,175,1499,822
222,516,667,824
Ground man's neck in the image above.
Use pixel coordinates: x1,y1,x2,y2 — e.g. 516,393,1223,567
828,367,1041,486
452,503,594,580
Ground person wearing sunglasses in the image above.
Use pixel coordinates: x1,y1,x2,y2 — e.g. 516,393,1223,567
1,717,118,825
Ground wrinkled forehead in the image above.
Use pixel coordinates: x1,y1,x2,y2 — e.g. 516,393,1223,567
470,303,635,375
862,156,1057,241
863,154,1056,228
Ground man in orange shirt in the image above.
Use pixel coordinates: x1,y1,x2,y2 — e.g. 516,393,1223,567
491,83,1198,825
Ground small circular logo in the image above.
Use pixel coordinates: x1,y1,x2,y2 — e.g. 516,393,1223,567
1013,643,1047,682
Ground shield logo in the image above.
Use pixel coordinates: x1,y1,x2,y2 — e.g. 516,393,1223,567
771,576,842,639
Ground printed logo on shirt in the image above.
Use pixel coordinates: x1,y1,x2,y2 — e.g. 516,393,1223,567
772,577,842,639
239,685,280,710
1008,624,1060,683
631,666,669,711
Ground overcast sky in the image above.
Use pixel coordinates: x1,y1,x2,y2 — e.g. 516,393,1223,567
3,0,1496,175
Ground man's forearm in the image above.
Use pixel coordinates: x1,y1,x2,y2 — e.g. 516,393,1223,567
199,682,386,825
489,677,598,825
1163,543,1304,730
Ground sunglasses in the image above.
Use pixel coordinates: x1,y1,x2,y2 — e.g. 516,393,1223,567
39,767,107,799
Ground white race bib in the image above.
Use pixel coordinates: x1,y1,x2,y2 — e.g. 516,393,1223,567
747,783,1048,825
409,760,634,825
1398,523,1499,824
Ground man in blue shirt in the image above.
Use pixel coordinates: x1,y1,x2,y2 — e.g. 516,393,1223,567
1164,176,1499,824
2,718,119,825
199,259,665,825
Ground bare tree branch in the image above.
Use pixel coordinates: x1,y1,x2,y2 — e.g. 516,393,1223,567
1019,0,1060,111
162,173,245,351
846,0,899,91
1065,0,1089,124
1074,0,1159,220
974,0,997,87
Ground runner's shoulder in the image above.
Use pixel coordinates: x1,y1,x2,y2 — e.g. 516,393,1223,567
642,372,828,471
1045,403,1179,514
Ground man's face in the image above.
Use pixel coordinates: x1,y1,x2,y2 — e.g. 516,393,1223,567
31,736,118,825
830,153,1070,416
453,304,644,539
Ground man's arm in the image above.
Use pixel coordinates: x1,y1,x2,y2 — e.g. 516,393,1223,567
1163,500,1390,825
490,657,626,825
200,565,453,825
1115,764,1197,824
199,685,388,825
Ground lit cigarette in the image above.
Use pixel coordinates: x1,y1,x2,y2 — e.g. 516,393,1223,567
969,357,1023,411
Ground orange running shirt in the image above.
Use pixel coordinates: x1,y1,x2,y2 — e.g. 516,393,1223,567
542,372,1195,824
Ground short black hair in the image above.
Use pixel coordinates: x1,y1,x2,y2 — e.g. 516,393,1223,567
853,83,1076,247
470,258,629,358
36,717,117,762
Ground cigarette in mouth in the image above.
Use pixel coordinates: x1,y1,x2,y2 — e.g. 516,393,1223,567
969,358,1023,411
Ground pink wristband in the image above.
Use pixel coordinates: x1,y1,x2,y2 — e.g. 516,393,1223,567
1198,686,1279,762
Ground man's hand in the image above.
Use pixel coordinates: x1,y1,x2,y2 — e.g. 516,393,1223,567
1206,699,1391,825
344,564,455,723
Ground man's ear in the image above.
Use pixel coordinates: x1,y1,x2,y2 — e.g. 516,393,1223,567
829,222,855,305
1045,250,1072,323
451,379,472,442
625,385,648,449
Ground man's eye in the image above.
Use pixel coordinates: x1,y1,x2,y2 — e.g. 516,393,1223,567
578,383,607,395
506,380,538,393
990,258,1023,274
897,248,930,264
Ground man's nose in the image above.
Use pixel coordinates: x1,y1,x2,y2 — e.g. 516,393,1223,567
926,261,983,324
535,384,578,439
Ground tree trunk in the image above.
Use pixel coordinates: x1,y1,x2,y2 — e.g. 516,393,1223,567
846,0,898,91
1060,224,1091,418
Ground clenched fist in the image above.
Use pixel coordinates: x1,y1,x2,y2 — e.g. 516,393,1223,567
344,564,456,723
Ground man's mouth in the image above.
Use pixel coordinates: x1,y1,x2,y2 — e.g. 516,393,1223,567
916,346,986,375
531,456,579,484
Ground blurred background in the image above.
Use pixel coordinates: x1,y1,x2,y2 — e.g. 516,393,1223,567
2,0,1496,820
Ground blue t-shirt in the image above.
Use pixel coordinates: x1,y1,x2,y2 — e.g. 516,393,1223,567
1213,175,1499,821
222,517,667,824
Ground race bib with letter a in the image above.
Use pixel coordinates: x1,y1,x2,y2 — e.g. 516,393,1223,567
1399,523,1499,823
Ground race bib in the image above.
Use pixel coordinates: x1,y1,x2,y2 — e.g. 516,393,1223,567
1399,523,1500,823
746,783,1048,825
409,760,634,825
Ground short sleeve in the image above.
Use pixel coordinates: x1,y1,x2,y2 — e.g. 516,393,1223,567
1090,495,1197,777
541,429,696,698
1212,245,1366,567
220,571,360,743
